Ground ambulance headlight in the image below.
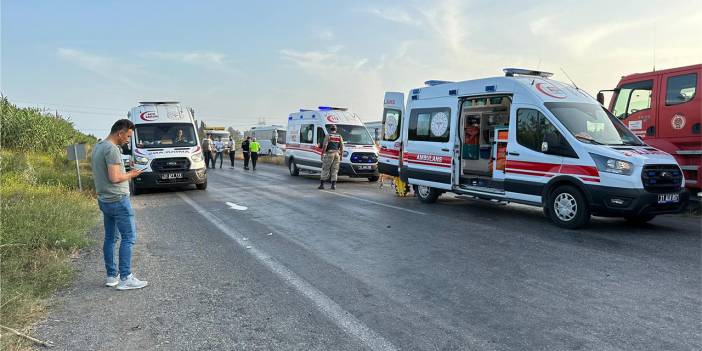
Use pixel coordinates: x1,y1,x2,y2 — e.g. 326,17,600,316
343,151,349,157
191,152,203,162
590,153,633,175
135,157,149,165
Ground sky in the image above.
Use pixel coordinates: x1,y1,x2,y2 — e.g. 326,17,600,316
2,0,701,137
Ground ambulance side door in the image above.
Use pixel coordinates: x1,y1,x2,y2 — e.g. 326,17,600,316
505,104,570,204
379,92,405,177
402,103,455,190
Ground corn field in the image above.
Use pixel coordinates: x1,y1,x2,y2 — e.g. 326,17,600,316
1,96,96,152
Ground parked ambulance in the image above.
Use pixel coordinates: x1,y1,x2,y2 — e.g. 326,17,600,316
379,68,689,228
285,106,380,181
126,101,207,194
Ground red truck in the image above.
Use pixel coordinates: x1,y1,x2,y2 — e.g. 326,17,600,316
598,64,701,196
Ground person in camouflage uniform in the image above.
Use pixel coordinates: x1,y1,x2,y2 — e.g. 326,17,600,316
319,124,344,190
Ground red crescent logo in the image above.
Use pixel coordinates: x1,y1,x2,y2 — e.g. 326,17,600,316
139,111,158,121
535,82,567,99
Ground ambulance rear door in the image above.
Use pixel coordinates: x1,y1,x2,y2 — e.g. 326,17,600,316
379,92,404,177
402,100,456,190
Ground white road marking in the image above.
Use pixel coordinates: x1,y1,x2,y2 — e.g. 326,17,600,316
225,202,248,211
178,193,399,351
321,191,426,215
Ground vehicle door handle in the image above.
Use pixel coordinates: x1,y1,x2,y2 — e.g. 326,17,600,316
508,152,520,156
381,146,387,149
441,148,450,152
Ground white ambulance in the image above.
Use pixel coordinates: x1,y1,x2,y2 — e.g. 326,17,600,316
285,107,380,181
126,101,207,194
380,69,689,228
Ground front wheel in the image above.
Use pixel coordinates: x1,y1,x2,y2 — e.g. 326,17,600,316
288,159,299,176
129,181,140,196
196,181,207,190
368,176,379,182
415,185,440,203
547,185,590,229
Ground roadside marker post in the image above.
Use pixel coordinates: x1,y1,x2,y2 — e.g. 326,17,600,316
67,143,87,191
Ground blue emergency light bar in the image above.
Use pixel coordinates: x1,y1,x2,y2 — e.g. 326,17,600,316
318,106,348,111
424,80,454,86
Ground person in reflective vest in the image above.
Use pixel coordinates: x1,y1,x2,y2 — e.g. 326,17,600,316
319,124,344,190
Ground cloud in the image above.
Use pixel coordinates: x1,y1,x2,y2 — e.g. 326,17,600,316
314,29,335,40
279,46,368,72
358,7,419,25
141,50,236,73
56,48,144,88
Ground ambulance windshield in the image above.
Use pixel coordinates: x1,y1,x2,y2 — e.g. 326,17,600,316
332,125,374,145
135,123,198,148
544,102,643,146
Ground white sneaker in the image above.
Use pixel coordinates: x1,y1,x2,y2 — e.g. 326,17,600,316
116,274,148,290
105,275,120,287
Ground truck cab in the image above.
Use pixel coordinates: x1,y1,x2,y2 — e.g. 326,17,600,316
599,64,700,195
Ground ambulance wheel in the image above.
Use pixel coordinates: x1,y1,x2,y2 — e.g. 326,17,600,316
129,181,140,196
368,176,379,182
288,160,299,176
547,185,590,229
415,185,440,203
196,181,207,190
624,214,656,224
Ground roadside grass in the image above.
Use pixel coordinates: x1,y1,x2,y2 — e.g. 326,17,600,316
0,150,98,350
233,152,285,166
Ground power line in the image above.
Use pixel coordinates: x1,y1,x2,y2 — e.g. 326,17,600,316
13,100,124,112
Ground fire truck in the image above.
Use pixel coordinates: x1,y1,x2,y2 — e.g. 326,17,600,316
598,64,701,196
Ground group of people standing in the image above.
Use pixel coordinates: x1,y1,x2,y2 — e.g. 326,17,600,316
200,135,260,170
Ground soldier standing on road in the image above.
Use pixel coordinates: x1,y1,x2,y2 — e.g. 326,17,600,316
319,124,343,190
249,137,261,171
227,138,236,168
201,134,213,169
241,136,251,170
91,119,148,290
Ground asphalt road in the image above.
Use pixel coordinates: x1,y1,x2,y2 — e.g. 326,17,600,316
36,162,701,350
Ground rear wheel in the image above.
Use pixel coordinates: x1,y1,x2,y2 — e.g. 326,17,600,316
368,176,379,182
547,185,590,229
415,185,440,203
625,214,656,224
196,181,207,190
288,159,299,176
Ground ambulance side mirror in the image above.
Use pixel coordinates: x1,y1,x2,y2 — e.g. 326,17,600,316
121,144,132,155
596,92,605,105
541,141,549,153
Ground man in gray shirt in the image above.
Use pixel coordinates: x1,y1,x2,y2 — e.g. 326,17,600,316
91,119,148,290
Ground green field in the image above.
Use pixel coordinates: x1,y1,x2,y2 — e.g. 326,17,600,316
1,97,99,350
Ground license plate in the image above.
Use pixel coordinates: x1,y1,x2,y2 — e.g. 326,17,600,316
161,173,183,180
657,193,679,204
357,165,372,170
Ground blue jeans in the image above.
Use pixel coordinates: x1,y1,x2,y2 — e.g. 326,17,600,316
98,196,136,278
